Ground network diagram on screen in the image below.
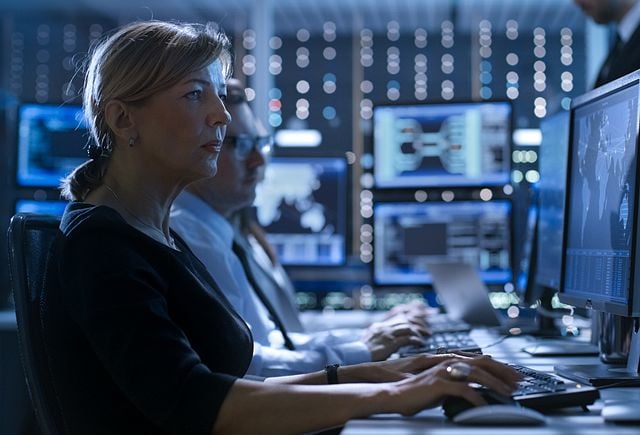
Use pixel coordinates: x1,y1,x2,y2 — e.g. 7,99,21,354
374,102,511,188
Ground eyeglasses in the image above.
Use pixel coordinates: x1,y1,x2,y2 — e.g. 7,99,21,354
223,135,272,160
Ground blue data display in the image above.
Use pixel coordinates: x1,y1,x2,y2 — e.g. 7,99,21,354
17,104,89,187
373,200,512,285
253,157,347,266
564,84,639,306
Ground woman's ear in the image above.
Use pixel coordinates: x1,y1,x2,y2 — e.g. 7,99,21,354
104,99,136,146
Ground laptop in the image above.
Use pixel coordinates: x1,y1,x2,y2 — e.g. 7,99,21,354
427,261,502,327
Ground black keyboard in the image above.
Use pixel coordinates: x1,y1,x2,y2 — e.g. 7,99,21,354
443,363,599,418
427,317,472,334
399,331,482,356
507,363,599,410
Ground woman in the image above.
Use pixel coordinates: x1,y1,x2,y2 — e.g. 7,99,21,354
50,20,520,435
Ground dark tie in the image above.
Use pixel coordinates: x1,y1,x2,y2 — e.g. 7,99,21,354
595,34,624,88
232,240,296,350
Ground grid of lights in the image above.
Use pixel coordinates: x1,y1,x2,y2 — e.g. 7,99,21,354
415,52,427,100
441,20,455,100
359,223,373,263
532,27,548,118
35,24,50,103
360,28,374,68
477,20,492,99
61,24,77,100
387,46,400,75
360,98,373,120
242,28,256,77
387,20,400,41
560,27,574,110
387,79,400,101
10,31,24,96
269,88,283,127
512,150,538,164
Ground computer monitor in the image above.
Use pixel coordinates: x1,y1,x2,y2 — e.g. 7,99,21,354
535,111,571,298
16,103,89,187
560,74,640,317
373,101,512,188
253,157,347,266
373,200,512,286
515,193,539,306
15,199,68,216
554,70,640,385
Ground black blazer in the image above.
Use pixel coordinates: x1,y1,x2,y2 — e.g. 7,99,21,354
595,24,640,88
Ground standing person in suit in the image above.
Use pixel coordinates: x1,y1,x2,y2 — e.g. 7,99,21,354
574,0,640,87
171,79,432,377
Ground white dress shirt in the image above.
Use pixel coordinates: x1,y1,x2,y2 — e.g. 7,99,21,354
619,1,640,43
170,191,371,377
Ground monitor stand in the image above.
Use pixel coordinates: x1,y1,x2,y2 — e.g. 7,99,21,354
554,318,640,387
519,292,599,356
522,292,599,357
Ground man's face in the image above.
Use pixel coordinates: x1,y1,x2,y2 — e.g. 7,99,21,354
574,0,627,23
190,100,268,217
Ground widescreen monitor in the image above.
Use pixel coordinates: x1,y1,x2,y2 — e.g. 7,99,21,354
17,104,89,187
253,157,347,266
560,71,640,317
373,200,512,286
534,111,571,296
373,101,511,188
554,70,640,387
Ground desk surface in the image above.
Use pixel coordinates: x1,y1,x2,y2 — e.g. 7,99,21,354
343,329,640,434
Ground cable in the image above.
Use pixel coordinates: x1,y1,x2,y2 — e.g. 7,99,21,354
595,380,640,390
481,334,511,349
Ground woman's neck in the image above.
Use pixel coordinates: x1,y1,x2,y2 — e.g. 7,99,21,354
87,165,184,248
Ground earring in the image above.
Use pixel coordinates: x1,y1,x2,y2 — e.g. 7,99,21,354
128,137,135,147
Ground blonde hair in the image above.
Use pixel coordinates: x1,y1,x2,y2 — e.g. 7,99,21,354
60,20,232,201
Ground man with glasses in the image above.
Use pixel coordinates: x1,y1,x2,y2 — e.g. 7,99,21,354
171,79,427,377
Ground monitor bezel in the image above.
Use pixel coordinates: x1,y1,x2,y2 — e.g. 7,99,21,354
15,102,89,189
559,70,640,317
371,198,514,287
371,99,513,189
254,155,348,267
534,110,570,294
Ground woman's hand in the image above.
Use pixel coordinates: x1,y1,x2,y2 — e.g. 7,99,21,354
336,352,508,384
386,355,522,416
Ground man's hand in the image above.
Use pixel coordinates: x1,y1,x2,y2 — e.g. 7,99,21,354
362,319,428,361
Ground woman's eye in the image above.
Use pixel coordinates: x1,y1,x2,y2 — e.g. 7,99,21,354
186,90,202,100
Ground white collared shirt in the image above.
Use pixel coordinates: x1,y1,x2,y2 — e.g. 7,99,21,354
170,191,370,376
619,1,640,43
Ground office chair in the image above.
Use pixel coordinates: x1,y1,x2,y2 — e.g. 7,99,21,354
8,213,65,435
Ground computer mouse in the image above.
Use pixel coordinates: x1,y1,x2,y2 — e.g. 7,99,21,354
601,400,640,423
453,404,548,425
442,387,513,419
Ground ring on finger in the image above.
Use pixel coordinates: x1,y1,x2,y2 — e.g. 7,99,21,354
446,361,472,381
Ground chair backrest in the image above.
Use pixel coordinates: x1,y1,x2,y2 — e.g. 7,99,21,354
7,213,64,435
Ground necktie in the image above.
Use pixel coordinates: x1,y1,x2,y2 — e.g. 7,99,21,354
232,240,296,350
